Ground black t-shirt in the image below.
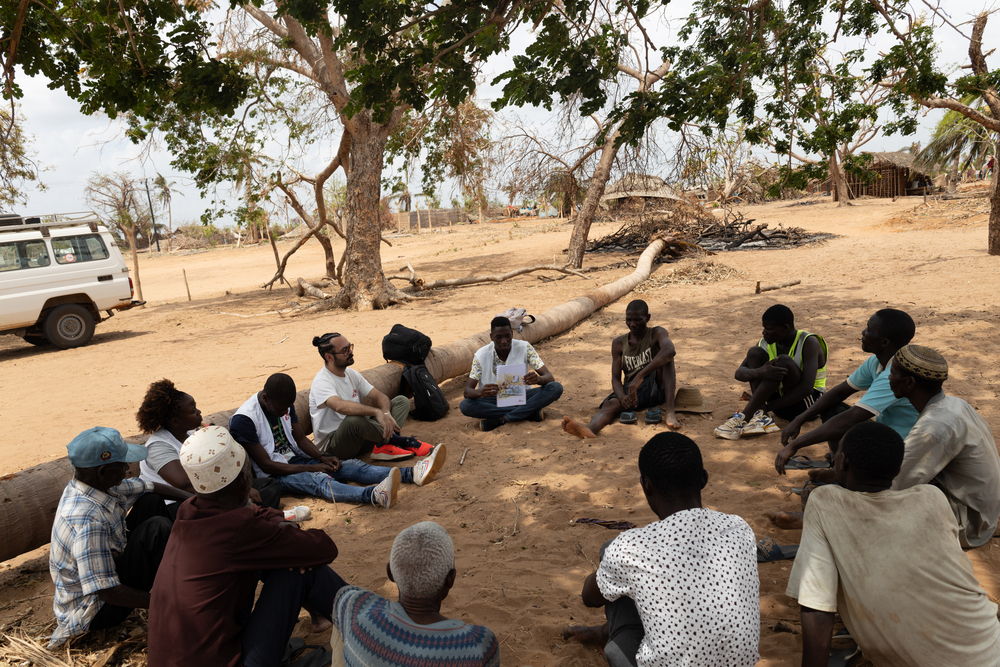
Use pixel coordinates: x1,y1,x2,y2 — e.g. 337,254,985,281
229,404,298,459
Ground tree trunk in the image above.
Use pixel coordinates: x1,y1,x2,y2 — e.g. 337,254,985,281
127,225,143,301
313,229,339,278
829,152,852,206
166,198,173,253
338,115,394,309
566,126,621,268
989,170,1000,255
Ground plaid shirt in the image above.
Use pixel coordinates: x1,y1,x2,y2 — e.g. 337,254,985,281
48,477,151,647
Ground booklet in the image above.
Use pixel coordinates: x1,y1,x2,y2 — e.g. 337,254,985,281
495,363,527,407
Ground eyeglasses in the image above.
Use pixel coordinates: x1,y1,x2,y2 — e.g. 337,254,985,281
333,343,354,356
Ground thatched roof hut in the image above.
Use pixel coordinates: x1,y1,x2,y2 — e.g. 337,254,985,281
841,150,936,198
601,173,683,208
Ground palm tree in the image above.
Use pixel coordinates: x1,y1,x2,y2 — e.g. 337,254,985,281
917,96,997,176
153,174,182,252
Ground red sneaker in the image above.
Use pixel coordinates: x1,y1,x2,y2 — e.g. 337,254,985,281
406,440,434,456
370,444,415,461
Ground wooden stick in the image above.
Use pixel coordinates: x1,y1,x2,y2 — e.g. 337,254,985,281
459,447,470,465
182,268,192,301
755,279,801,294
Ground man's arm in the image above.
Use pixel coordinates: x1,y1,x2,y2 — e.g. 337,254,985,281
780,381,857,445
151,482,192,503
776,405,873,474
581,571,612,608
231,415,337,476
800,606,835,667
609,337,627,403
292,422,341,471
892,421,957,490
524,364,554,385
361,387,399,441
767,336,822,411
153,461,195,494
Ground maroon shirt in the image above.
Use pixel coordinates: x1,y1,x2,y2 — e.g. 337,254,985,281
147,497,337,667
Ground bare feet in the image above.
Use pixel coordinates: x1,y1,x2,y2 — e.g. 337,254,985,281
767,511,804,530
562,416,597,439
665,411,681,430
309,613,333,634
562,623,609,646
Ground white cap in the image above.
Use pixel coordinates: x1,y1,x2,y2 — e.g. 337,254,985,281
180,425,248,493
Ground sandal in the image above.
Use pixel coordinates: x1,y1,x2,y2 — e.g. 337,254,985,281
619,411,638,424
644,407,663,424
784,455,832,470
756,537,799,562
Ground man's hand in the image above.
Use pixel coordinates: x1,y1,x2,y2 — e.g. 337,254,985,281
480,383,499,398
775,444,798,475
524,370,540,385
781,415,806,445
309,461,340,475
378,411,399,441
759,362,788,382
623,378,642,409
321,456,341,472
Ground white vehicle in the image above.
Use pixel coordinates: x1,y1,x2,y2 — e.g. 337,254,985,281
0,213,144,348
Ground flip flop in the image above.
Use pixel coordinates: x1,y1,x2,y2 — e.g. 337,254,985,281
756,537,799,562
572,518,638,531
644,407,663,424
783,455,832,470
619,411,638,424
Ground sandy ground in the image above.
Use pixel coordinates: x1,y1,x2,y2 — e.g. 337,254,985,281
2,196,999,665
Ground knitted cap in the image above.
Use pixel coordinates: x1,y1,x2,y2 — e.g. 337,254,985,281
894,344,948,382
180,425,247,493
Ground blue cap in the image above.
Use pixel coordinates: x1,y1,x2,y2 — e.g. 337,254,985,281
67,427,147,468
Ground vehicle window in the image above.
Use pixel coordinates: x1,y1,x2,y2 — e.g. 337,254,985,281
52,234,110,264
0,240,51,272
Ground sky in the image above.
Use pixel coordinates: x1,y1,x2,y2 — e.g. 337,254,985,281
8,2,993,227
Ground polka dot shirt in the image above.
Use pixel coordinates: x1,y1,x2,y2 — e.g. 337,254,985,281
596,508,760,666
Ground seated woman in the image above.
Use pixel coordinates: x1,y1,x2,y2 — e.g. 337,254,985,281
136,379,279,512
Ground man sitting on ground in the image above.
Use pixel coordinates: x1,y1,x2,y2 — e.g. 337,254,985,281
563,300,678,438
888,344,1000,548
714,304,828,440
564,432,759,666
460,316,563,431
333,521,499,665
308,332,420,461
787,421,1000,666
775,308,918,473
231,373,445,510
148,426,347,667
49,427,190,648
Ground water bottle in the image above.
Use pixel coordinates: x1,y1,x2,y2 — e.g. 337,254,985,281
283,505,311,522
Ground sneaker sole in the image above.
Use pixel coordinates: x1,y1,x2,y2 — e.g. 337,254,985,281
370,452,415,461
714,429,742,440
741,426,766,435
415,445,447,486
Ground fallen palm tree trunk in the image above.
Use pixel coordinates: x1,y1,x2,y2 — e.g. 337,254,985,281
0,237,670,562
387,264,590,291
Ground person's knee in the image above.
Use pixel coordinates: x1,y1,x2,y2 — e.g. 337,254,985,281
771,354,797,371
546,381,564,398
459,399,475,416
745,346,768,368
390,395,410,410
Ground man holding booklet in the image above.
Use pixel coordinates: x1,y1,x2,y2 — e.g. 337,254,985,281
460,316,564,431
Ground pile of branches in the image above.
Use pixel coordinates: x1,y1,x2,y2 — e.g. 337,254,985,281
589,202,831,255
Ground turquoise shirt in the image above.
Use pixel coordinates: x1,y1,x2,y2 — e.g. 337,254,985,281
847,356,919,439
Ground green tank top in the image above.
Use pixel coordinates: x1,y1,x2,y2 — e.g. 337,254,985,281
758,329,827,391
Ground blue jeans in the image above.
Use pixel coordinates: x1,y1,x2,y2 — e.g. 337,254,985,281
459,381,564,422
275,456,413,505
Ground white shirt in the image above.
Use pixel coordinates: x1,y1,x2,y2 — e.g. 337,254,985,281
139,429,185,504
893,392,1000,548
787,484,1000,666
596,508,759,667
309,366,374,445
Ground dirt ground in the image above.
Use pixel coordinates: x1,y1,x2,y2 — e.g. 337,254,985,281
2,196,999,665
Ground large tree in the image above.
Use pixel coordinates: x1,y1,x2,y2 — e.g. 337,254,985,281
0,105,39,209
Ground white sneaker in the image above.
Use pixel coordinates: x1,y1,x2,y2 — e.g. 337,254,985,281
743,410,779,435
714,412,746,440
370,468,401,508
412,444,447,486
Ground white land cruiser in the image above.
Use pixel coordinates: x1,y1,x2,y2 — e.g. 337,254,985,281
0,213,145,348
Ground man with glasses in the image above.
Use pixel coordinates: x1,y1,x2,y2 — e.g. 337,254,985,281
309,333,420,462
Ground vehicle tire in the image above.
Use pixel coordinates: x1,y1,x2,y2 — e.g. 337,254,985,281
21,333,50,346
42,304,96,349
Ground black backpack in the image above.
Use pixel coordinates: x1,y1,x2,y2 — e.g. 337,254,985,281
401,364,449,421
382,324,432,365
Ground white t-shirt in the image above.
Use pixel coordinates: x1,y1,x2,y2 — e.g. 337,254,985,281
309,366,375,444
787,484,1000,666
596,508,759,667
